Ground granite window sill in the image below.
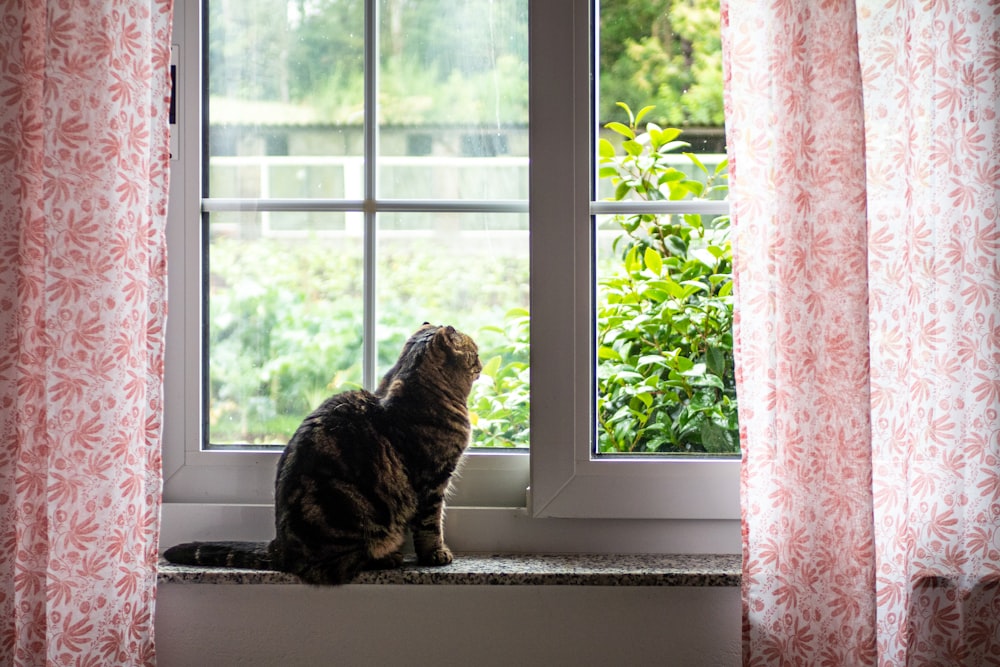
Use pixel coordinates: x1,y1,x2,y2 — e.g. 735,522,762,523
157,553,740,587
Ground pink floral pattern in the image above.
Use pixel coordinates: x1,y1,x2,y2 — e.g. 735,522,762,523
860,0,1000,663
724,0,1000,662
723,0,878,663
0,0,172,664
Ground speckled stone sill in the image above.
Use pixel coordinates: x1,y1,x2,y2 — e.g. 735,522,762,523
157,553,741,586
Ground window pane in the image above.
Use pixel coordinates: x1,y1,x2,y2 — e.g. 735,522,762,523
207,0,365,198
377,0,529,199
204,0,530,450
376,212,529,448
207,213,364,446
598,0,724,137
595,0,735,456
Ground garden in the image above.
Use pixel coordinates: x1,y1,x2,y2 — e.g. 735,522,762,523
208,107,736,454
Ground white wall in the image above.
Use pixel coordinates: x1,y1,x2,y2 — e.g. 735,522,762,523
155,584,740,667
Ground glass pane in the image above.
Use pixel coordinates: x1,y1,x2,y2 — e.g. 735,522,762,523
598,0,724,142
377,0,529,199
376,212,529,448
207,0,365,198
595,212,736,455
595,0,735,456
207,213,364,446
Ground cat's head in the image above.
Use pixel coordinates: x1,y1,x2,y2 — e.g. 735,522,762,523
377,323,482,398
423,324,482,381
409,323,481,382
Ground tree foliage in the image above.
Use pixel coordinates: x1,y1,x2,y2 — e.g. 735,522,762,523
600,0,724,126
207,0,723,128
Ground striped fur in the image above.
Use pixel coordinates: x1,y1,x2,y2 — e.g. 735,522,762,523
163,324,481,585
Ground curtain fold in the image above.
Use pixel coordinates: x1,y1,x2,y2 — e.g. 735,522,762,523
723,0,879,663
725,0,1000,662
0,1,173,664
861,0,1000,663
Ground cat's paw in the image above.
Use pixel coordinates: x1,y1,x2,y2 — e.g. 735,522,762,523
366,551,405,570
417,546,454,566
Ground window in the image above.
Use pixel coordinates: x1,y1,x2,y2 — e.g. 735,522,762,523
164,0,739,552
202,0,529,449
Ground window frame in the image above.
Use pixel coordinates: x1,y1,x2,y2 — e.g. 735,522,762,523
527,0,739,520
162,0,740,553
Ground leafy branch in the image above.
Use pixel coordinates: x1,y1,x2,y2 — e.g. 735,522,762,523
596,103,737,454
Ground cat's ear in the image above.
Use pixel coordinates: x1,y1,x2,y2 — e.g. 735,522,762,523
430,325,457,354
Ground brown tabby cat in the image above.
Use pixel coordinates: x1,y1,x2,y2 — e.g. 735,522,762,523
163,323,481,585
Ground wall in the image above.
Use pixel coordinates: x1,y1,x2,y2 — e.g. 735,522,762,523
155,583,740,667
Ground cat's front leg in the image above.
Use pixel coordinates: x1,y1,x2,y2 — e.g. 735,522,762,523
411,496,453,566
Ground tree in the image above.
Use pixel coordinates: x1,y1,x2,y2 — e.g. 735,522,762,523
599,0,724,127
208,0,723,129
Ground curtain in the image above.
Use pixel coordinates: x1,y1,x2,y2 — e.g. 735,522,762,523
0,1,173,665
724,0,1000,662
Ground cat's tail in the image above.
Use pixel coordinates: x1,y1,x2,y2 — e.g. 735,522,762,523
162,541,274,570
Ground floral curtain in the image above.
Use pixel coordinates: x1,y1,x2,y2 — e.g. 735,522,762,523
0,1,173,664
724,0,1000,662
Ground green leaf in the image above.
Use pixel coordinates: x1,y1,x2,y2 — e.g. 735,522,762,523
622,139,643,156
624,247,641,273
685,152,709,176
505,306,530,319
701,420,734,454
706,346,727,378
633,105,656,126
665,235,688,257
658,140,690,154
657,169,686,183
658,127,683,144
647,126,663,150
481,355,503,379
614,181,630,201
631,392,653,409
666,180,690,200
665,280,697,300
691,373,725,390
605,121,635,140
643,247,663,275
637,354,669,369
598,138,616,159
673,356,695,372
614,371,644,383
615,101,635,126
597,346,622,361
683,180,706,197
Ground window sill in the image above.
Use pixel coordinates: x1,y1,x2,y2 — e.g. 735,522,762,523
157,552,740,587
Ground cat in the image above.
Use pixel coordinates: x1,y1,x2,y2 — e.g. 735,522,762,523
163,323,482,585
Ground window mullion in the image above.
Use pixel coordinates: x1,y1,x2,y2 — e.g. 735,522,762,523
590,201,730,216
200,199,529,214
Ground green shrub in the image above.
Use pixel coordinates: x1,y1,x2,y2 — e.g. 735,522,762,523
596,103,737,454
207,236,529,446
468,308,530,448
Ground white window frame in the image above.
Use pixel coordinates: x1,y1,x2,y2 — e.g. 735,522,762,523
162,0,740,554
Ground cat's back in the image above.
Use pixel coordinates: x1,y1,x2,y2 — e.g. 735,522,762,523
305,388,380,435
280,388,389,469
275,388,412,527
